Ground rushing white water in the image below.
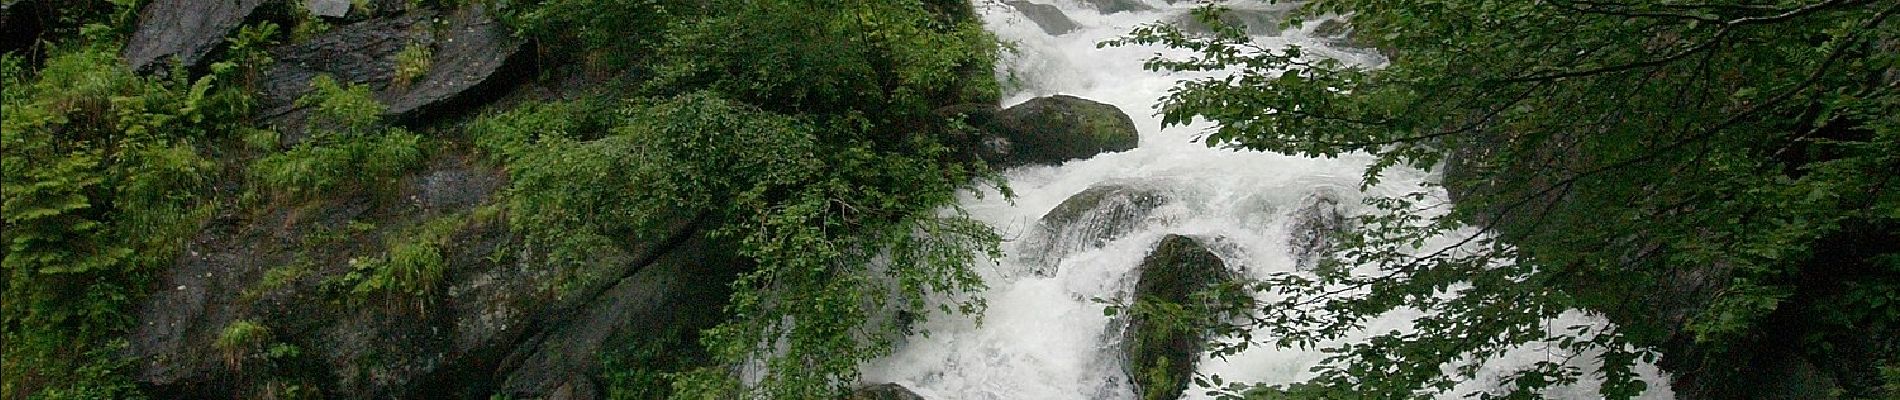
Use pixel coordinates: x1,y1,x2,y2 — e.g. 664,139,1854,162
864,1,1675,399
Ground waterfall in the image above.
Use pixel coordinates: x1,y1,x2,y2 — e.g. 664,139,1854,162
863,1,1675,399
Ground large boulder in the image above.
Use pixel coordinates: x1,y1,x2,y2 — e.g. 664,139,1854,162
848,383,928,400
1021,184,1169,275
260,4,524,130
946,95,1139,167
1007,1,1078,35
1122,235,1234,400
121,0,266,73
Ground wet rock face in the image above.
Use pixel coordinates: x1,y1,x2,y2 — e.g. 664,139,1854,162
1122,235,1232,400
124,147,731,399
1287,190,1348,272
1023,184,1169,275
848,383,928,400
1007,1,1078,35
121,0,266,73
496,231,743,400
261,4,523,128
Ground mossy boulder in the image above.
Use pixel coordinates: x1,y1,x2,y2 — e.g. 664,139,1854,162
1122,235,1235,400
1022,184,1169,275
992,95,1140,166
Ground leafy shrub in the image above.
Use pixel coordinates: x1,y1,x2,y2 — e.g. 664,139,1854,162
250,76,424,200
392,42,432,88
3,40,250,399
332,213,464,310
647,0,999,131
466,98,611,165
214,320,271,368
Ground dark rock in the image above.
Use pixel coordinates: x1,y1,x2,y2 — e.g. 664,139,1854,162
125,144,732,399
406,159,504,212
991,95,1140,166
121,0,266,73
258,12,430,121
1286,190,1347,272
1083,0,1153,14
1007,1,1079,35
1022,184,1168,275
848,383,928,400
497,230,743,399
1122,235,1233,400
377,4,522,118
260,4,523,129
1310,18,1349,39
1,0,40,54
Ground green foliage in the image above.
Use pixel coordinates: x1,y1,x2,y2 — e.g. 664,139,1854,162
250,76,424,200
392,42,433,88
332,213,465,310
499,0,679,69
600,326,704,400
241,262,313,303
215,320,271,351
481,90,1000,399
4,39,252,398
467,98,611,166
478,1,1005,398
647,0,1000,126
214,319,270,372
1113,0,1900,398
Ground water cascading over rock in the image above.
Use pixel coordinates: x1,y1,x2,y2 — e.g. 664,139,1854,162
1022,184,1170,276
1286,190,1348,272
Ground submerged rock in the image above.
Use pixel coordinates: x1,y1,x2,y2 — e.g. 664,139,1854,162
848,383,928,400
1007,1,1078,35
1168,6,1295,37
1084,0,1153,14
1122,235,1234,400
1287,190,1348,272
121,0,267,73
1022,184,1169,275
